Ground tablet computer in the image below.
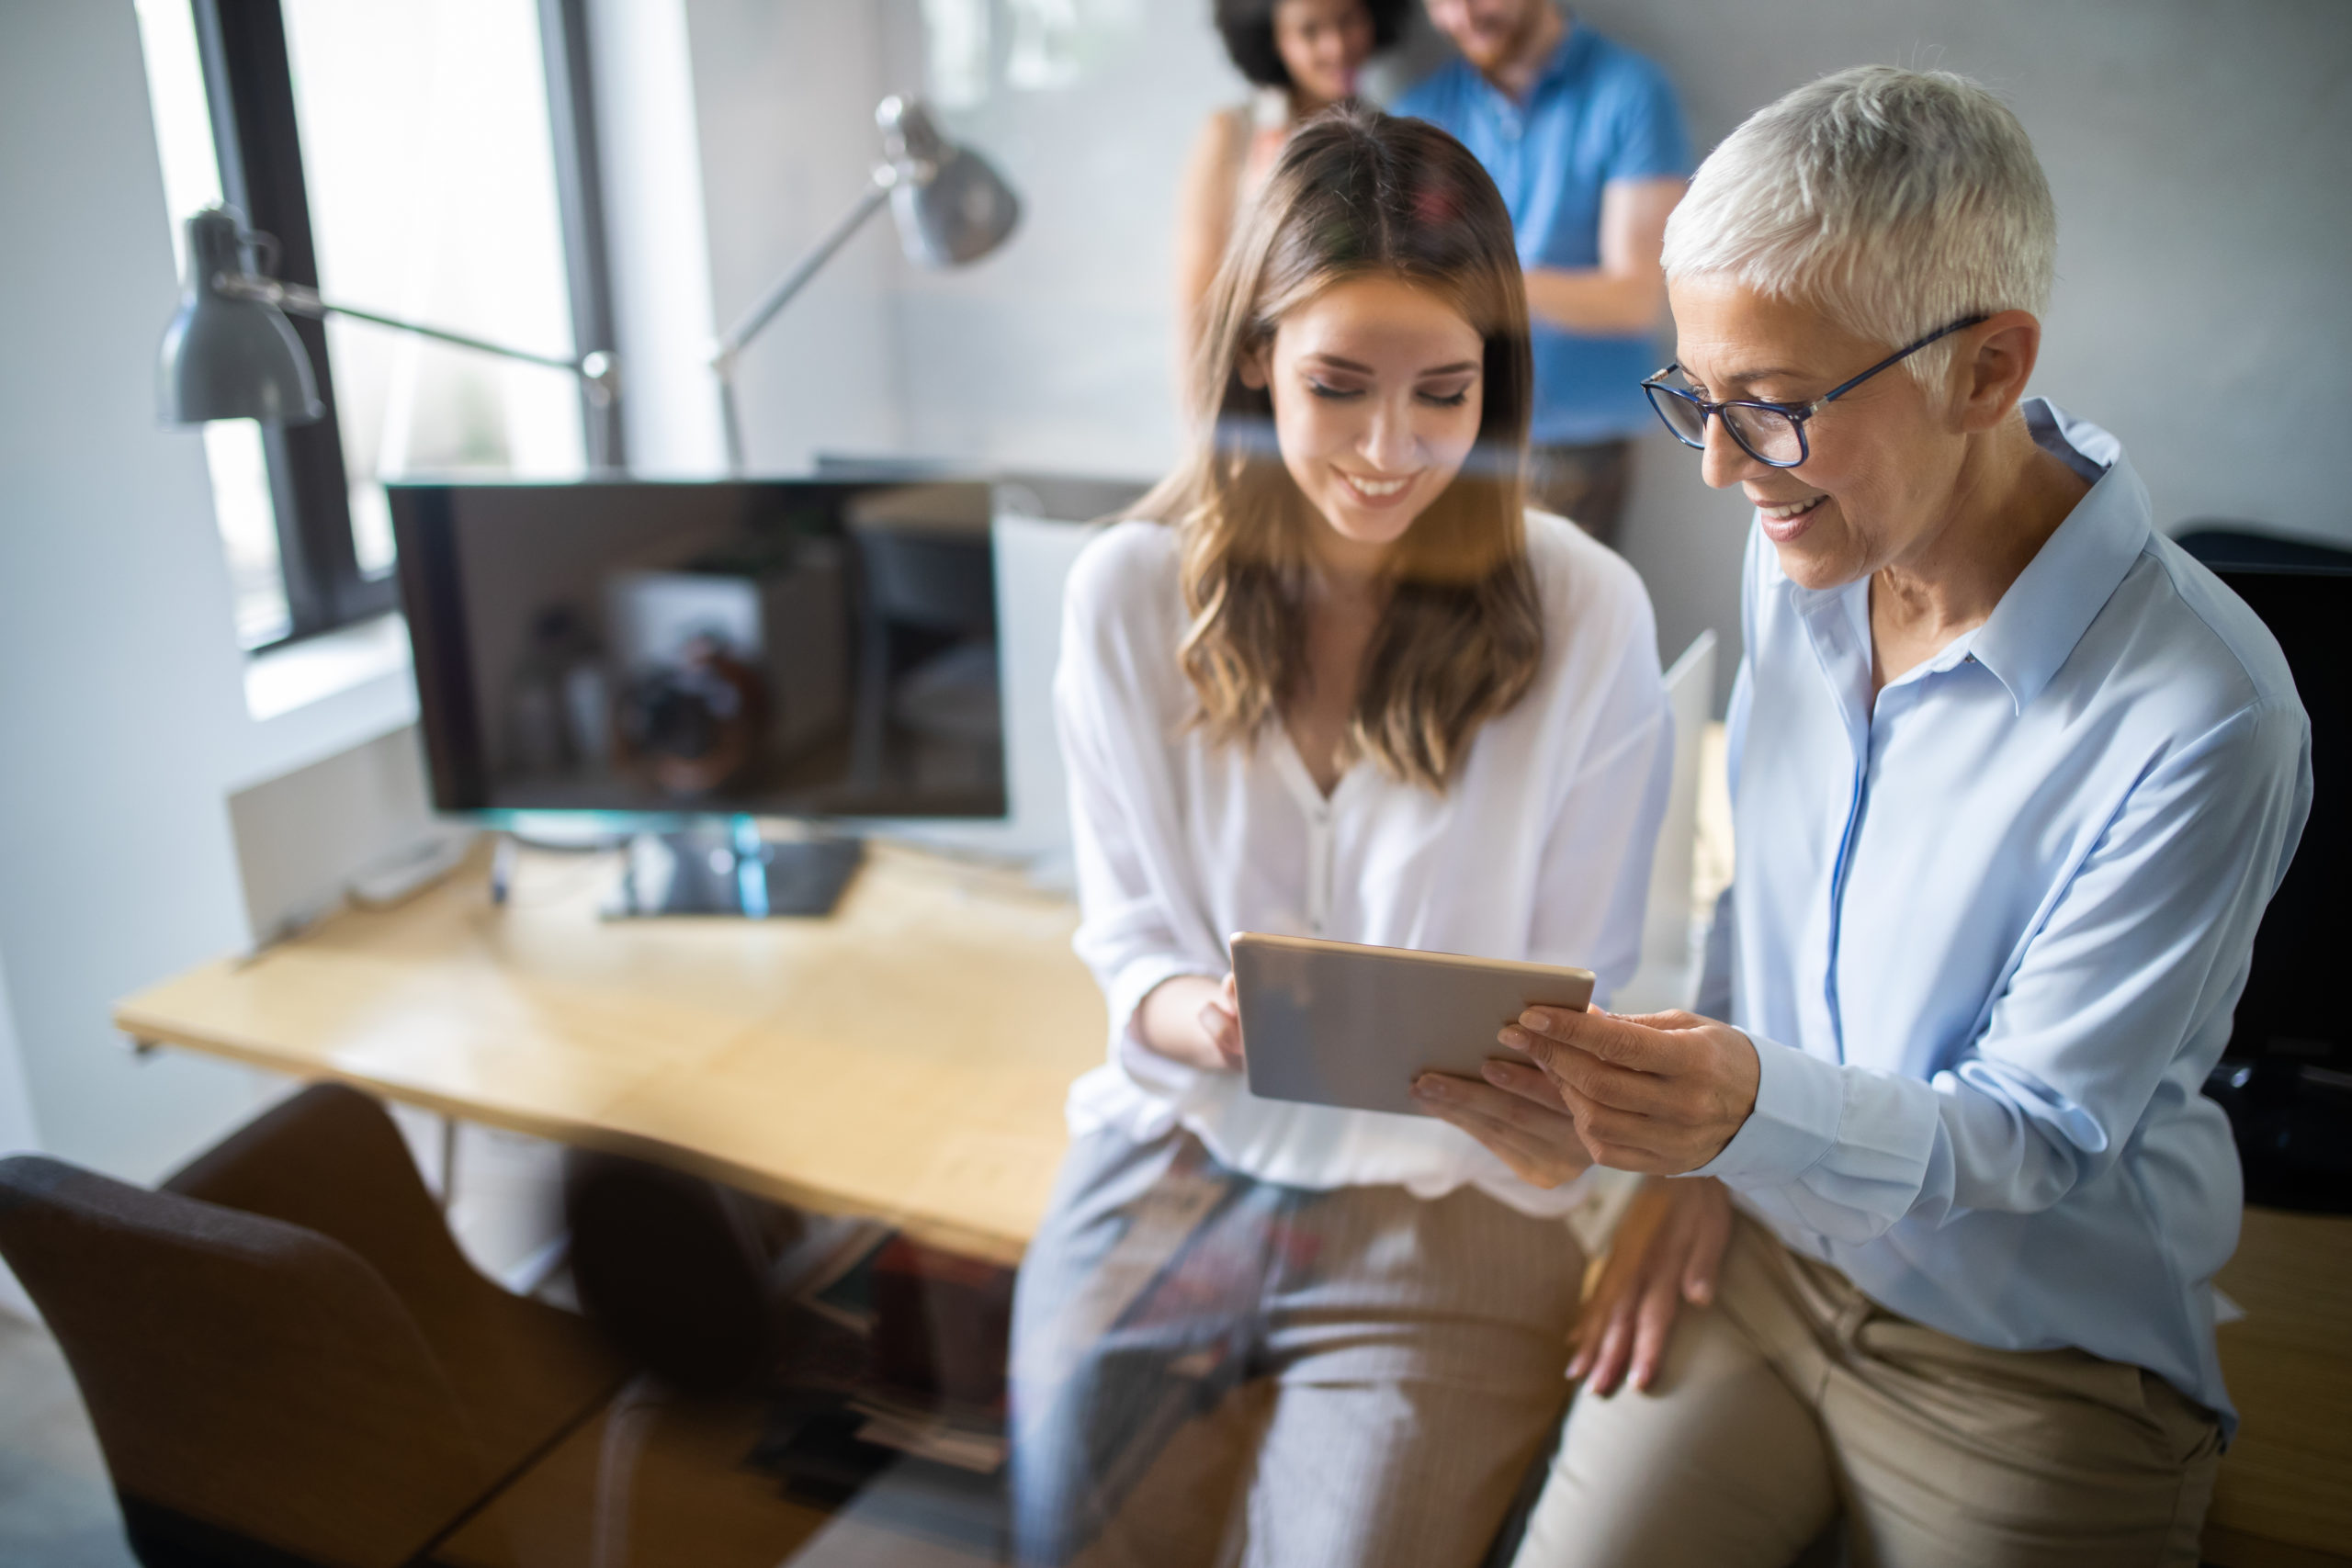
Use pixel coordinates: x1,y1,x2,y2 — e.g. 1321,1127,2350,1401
1230,931,1594,1118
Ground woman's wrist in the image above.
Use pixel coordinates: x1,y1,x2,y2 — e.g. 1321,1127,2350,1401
1135,974,1239,1073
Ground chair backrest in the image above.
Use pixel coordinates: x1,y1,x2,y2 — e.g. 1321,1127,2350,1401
163,1081,500,1383
0,1154,500,1568
2175,525,2352,572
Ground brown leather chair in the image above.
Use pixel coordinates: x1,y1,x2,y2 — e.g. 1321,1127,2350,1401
0,1083,626,1567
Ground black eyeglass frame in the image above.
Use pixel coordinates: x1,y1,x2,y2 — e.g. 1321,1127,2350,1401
1640,314,1990,469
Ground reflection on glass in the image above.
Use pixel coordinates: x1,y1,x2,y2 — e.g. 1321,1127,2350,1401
1003,0,1144,91
923,0,994,110
132,0,292,649
281,0,584,579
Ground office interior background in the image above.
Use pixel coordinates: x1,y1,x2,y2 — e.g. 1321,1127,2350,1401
1,0,2348,1558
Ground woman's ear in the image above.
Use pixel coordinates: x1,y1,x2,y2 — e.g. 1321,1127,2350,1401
1955,310,2041,433
1237,342,1271,391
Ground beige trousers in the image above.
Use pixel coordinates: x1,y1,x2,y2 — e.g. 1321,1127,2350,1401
1514,1215,2222,1568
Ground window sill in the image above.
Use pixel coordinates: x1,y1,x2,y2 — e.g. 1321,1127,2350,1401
236,613,419,787
246,614,413,720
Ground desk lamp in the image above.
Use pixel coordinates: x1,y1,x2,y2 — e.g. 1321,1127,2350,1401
710,95,1020,471
158,207,616,426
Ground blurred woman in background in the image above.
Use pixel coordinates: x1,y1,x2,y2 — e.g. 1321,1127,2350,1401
1173,0,1411,357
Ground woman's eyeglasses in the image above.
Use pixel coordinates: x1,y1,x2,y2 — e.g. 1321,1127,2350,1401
1640,315,1988,469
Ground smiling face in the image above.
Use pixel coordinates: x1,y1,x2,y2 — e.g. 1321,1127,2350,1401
1272,0,1376,106
1668,276,1979,592
1241,273,1487,569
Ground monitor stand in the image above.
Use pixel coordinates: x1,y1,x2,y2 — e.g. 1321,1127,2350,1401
605,818,864,919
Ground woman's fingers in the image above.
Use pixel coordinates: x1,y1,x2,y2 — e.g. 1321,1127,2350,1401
1414,1086,1586,1188
1199,989,1243,1066
1627,1199,1700,1392
1584,1292,1638,1396
1683,1180,1733,1305
1555,1097,1672,1172
1480,1055,1570,1111
1417,1071,1563,1133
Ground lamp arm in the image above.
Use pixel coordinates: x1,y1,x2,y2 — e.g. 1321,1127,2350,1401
709,167,899,473
713,169,898,369
216,273,616,400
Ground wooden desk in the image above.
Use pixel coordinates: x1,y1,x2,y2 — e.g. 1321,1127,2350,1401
114,842,1107,1265
2208,1206,2352,1566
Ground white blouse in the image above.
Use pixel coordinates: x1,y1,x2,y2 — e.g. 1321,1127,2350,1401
1054,511,1673,1219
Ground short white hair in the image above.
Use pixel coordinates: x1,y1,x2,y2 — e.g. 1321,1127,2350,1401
1662,66,2057,382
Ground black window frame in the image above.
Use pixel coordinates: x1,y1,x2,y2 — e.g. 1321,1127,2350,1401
187,0,622,651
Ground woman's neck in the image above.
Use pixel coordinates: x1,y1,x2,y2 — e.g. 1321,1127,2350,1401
1303,524,1393,595
1870,415,2091,687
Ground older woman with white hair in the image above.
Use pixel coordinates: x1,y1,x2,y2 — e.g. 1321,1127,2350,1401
1414,65,2311,1565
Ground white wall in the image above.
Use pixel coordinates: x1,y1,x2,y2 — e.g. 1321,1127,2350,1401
0,5,429,1202
684,0,909,472
874,0,1225,477
0,3,277,1186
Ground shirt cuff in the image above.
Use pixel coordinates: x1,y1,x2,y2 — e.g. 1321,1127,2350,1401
1692,1032,1842,1189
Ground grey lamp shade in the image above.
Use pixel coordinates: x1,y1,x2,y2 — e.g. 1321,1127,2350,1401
158,208,323,426
880,98,1020,268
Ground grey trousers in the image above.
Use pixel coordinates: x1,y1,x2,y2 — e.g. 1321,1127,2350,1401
1009,1126,1587,1568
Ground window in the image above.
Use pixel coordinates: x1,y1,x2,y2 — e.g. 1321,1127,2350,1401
134,0,618,652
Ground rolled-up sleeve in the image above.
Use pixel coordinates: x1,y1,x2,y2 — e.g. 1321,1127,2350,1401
1054,544,1227,1064
1696,700,2311,1245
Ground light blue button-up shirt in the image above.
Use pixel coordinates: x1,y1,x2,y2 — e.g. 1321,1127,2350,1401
1698,401,2312,1427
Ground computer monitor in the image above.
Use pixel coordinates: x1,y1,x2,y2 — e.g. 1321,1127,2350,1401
388,479,1008,914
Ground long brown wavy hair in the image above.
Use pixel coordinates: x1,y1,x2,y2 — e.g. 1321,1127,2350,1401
1139,105,1543,791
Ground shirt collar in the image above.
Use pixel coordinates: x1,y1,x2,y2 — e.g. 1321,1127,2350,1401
1964,399,2151,712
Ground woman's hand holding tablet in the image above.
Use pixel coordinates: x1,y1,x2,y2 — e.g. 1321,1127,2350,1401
1135,973,1245,1072
1228,931,1601,1188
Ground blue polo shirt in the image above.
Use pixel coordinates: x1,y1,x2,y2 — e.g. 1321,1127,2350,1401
1395,25,1690,444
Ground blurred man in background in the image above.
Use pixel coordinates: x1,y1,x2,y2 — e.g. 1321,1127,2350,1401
1396,1,1689,547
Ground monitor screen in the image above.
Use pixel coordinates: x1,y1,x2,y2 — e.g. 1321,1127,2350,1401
389,479,1006,822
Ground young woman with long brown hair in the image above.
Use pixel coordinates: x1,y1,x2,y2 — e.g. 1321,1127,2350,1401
1010,107,1671,1567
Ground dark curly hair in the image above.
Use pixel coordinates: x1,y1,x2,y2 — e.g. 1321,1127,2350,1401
1214,0,1409,91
